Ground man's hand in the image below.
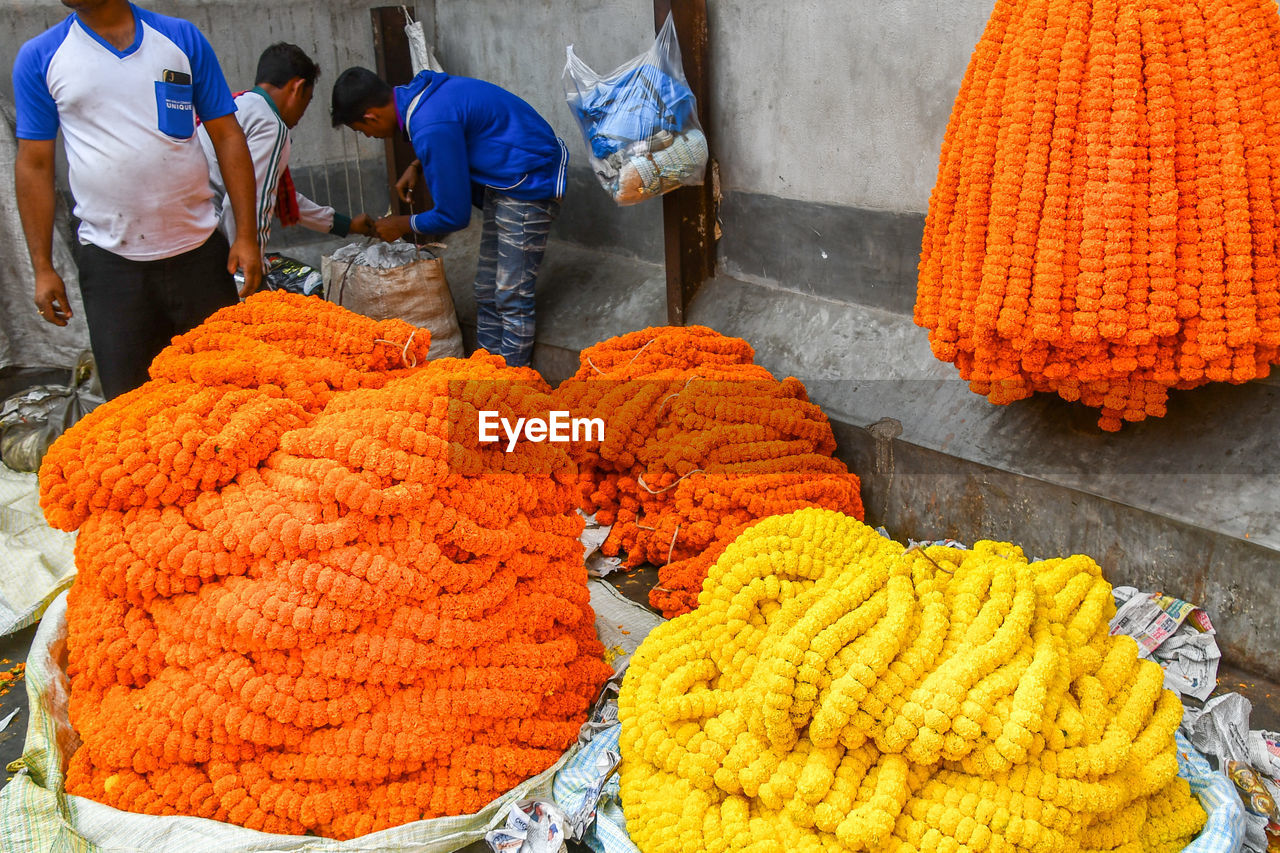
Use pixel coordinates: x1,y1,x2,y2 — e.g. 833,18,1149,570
373,215,413,243
203,115,261,297
15,138,69,324
395,160,422,205
228,236,262,297
34,268,73,326
349,214,375,237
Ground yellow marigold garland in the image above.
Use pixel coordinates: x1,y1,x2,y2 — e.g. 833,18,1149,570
556,326,864,616
619,508,1205,852
917,0,1280,430
43,292,610,839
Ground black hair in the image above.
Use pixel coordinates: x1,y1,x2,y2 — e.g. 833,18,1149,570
254,43,320,89
330,67,394,127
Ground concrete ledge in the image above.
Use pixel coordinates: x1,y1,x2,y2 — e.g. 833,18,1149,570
836,423,1280,680
718,192,925,316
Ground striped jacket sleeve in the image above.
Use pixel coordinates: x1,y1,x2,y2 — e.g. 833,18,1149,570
293,189,343,235
237,95,290,257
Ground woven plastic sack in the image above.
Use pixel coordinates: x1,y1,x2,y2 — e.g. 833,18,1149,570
563,13,707,206
0,591,576,852
321,240,464,360
0,467,75,636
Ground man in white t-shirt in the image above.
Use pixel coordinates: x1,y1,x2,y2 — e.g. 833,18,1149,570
198,42,373,268
12,0,260,399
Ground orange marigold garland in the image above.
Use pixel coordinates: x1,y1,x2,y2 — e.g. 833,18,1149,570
917,0,1280,430
41,292,610,839
556,326,864,616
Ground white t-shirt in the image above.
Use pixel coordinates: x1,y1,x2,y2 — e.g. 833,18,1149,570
13,4,236,261
198,88,341,262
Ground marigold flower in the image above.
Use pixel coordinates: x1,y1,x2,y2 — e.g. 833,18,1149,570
917,0,1280,430
618,508,1203,851
49,293,610,839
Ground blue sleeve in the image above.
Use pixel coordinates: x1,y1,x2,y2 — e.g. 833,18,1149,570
139,11,235,121
409,121,474,235
185,27,234,121
12,34,63,140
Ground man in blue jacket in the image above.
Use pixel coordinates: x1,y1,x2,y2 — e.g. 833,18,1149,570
331,67,568,368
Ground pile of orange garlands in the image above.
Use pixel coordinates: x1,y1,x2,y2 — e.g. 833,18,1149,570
916,0,1280,431
555,326,864,617
40,292,610,839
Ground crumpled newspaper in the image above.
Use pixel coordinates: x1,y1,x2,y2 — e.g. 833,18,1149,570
1185,692,1255,765
1248,730,1280,834
329,240,435,270
580,512,621,578
906,537,969,550
485,799,569,853
1182,693,1280,851
1111,586,1221,701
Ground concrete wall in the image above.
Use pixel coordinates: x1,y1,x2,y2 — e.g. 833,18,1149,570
1,0,994,281
423,0,993,280
708,1,989,213
1,0,397,217
426,0,991,212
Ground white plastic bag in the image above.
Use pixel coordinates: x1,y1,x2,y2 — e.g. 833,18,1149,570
403,6,444,74
563,14,708,206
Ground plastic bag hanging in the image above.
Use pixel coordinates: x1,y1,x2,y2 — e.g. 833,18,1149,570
402,6,443,74
563,13,707,206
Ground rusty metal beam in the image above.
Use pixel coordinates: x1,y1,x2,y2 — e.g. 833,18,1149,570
654,0,715,326
371,7,422,217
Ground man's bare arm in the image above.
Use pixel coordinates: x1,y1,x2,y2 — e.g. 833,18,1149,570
15,138,72,325
202,114,262,296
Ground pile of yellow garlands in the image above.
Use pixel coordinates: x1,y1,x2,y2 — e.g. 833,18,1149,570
916,0,1280,431
555,327,864,616
620,508,1206,853
40,292,610,838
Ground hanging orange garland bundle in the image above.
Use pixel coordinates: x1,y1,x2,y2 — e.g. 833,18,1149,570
41,292,610,839
916,0,1280,430
556,326,864,616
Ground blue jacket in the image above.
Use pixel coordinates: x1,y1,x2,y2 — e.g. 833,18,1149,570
395,71,568,235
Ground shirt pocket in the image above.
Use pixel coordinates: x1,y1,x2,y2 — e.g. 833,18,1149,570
154,80,195,139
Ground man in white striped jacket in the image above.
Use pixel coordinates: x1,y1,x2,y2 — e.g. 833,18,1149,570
199,43,372,269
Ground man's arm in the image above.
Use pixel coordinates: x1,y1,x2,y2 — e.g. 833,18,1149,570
15,138,72,326
374,122,472,242
294,190,372,237
202,114,261,296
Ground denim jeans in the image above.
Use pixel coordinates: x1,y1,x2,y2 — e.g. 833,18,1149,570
473,188,560,367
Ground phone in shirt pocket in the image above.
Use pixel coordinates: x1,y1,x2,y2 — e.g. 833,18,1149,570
155,70,194,139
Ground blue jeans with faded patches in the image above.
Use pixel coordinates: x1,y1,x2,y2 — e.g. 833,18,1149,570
473,188,561,368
